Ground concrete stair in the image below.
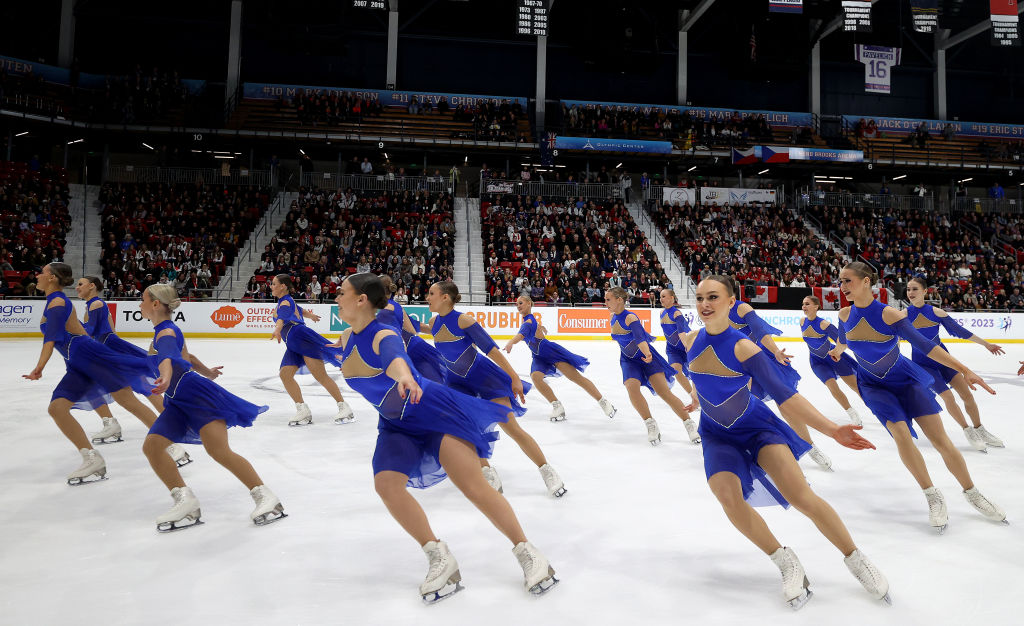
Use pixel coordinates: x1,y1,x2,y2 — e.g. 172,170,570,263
453,197,487,305
626,200,695,305
215,191,293,299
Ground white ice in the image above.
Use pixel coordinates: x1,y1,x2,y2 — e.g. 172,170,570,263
2,337,1023,626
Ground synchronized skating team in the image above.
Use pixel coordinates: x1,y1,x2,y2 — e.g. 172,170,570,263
22,260,1013,609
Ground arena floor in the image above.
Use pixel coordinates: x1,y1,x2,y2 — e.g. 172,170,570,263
2,338,1022,626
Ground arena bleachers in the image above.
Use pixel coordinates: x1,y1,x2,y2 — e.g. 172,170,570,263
244,186,455,303
481,195,669,305
97,183,270,299
0,161,70,297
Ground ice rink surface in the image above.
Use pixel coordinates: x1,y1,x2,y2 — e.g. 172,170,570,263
2,337,1023,626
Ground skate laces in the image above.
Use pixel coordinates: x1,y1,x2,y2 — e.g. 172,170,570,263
516,546,535,573
926,491,944,516
426,546,449,579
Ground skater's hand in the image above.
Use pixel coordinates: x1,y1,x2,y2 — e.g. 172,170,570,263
774,348,792,366
683,399,700,412
397,375,422,404
828,347,843,362
22,367,43,380
503,341,514,353
510,377,526,403
986,343,1005,355
833,424,875,450
641,351,653,363
152,376,170,395
306,310,321,323
1018,361,1024,376
271,328,282,344
206,366,223,381
963,370,995,395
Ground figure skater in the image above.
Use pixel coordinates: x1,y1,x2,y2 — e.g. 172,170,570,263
800,295,862,425
659,288,696,397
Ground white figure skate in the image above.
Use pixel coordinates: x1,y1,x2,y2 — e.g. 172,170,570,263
250,485,287,526
289,402,313,426
67,448,107,486
769,546,812,610
91,417,123,444
156,486,202,532
512,541,558,595
420,540,463,604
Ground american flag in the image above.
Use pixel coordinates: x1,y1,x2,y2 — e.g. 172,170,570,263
750,25,757,62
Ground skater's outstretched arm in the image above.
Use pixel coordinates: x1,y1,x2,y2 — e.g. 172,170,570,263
827,307,851,362
933,307,1004,354
173,333,222,380
882,307,994,394
737,302,790,365
301,307,321,322
373,329,422,403
623,313,654,362
736,338,874,451
460,314,525,401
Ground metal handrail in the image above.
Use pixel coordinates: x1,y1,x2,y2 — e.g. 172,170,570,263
298,171,451,193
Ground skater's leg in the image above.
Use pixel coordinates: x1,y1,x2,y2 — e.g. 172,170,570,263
824,379,853,411
48,398,92,450
440,434,527,545
279,365,303,403
304,357,345,403
886,419,935,489
556,362,602,401
779,403,815,445
625,378,653,420
840,374,861,398
937,389,969,430
670,363,694,394
707,471,781,554
758,444,857,555
95,404,113,420
530,371,558,403
914,413,975,490
198,419,262,490
648,373,693,422
143,432,185,490
111,388,157,428
146,393,165,414
492,397,548,467
374,470,437,546
949,375,983,428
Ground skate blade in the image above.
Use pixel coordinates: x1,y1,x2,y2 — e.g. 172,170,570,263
933,523,948,534
174,455,193,468
1000,519,1010,525
690,437,702,445
550,486,567,498
649,438,661,447
528,570,559,596
157,515,203,533
606,409,618,419
67,473,108,486
253,510,288,526
787,588,812,611
334,416,356,425
550,415,566,422
879,591,893,606
288,420,313,427
91,436,123,444
422,580,464,605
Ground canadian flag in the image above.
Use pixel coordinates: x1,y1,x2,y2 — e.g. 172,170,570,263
815,286,889,309
750,286,778,303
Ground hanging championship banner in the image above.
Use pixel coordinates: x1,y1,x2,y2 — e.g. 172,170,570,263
991,1,1021,47
768,0,802,14
855,45,901,94
842,0,872,32
910,0,938,33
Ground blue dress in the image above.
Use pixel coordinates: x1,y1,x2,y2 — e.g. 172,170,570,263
42,292,154,411
728,301,800,402
610,309,676,395
274,295,344,374
906,304,972,393
800,316,858,383
430,310,532,416
517,312,590,377
376,300,447,385
687,327,810,508
147,320,268,444
660,305,692,376
840,300,941,437
340,320,509,489
82,296,154,395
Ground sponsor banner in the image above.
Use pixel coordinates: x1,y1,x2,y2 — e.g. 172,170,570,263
560,100,813,129
243,83,527,109
0,55,206,94
769,0,803,13
855,45,901,94
553,136,673,154
788,147,864,162
699,188,778,206
2,302,1018,342
841,114,1024,140
910,0,938,33
662,188,697,206
486,182,515,194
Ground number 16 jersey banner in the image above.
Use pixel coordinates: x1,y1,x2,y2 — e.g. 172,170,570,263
855,45,901,94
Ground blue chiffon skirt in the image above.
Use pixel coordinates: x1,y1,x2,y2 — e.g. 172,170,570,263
665,343,690,377
372,378,510,489
97,332,156,395
808,352,858,383
408,336,447,385
699,397,812,508
280,323,344,374
530,340,590,377
149,371,268,444
445,354,532,417
619,348,676,395
856,356,941,439
911,349,959,394
51,336,156,411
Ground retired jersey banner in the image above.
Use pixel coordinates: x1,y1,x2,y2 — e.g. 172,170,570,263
911,0,938,32
769,0,802,14
991,1,1021,47
855,45,901,93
